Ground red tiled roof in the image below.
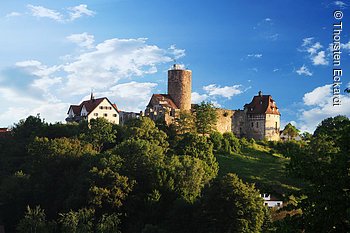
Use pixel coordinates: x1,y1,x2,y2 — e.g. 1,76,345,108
69,105,81,115
0,128,8,133
68,97,119,116
244,94,280,115
112,104,120,112
81,97,105,113
148,94,178,109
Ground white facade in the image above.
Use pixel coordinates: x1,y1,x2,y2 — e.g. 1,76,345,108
66,97,119,125
87,99,119,124
261,194,283,209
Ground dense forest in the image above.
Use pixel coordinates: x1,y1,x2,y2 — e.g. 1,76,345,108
0,107,349,232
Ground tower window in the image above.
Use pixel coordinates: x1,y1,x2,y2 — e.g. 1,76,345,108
256,122,259,128
251,122,254,128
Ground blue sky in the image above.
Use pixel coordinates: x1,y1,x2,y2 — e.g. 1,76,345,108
0,0,349,132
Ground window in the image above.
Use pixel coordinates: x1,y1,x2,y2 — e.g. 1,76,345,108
94,113,98,116
109,107,112,110
113,114,117,117
251,122,254,128
256,122,259,128
275,122,278,131
277,203,281,207
104,113,108,117
99,106,103,109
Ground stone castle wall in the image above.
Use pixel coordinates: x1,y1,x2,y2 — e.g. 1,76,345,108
168,69,192,111
215,109,235,133
246,114,266,140
231,110,246,137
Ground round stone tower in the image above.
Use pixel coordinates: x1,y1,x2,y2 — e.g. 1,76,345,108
168,64,192,111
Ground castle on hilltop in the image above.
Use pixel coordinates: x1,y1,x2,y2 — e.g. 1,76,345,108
66,64,280,141
144,64,281,141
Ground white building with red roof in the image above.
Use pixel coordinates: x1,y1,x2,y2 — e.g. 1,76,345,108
66,94,120,124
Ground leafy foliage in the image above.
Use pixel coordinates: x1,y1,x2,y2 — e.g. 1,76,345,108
195,102,218,135
197,173,267,233
285,116,350,232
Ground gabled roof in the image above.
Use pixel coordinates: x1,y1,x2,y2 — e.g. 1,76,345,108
147,94,178,109
0,128,8,133
244,92,280,115
67,97,119,115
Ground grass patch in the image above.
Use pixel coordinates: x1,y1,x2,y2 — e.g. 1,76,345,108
216,144,307,195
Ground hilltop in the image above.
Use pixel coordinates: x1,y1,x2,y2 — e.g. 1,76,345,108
216,143,306,196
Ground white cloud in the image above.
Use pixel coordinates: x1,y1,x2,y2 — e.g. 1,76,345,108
62,38,177,95
312,51,328,65
334,1,348,9
0,87,68,126
247,54,263,58
104,81,157,112
26,4,95,22
300,38,328,66
27,5,63,21
303,85,331,106
169,45,186,59
68,4,95,21
296,65,313,76
6,12,21,17
265,18,272,22
302,37,314,46
307,42,322,55
203,84,243,99
341,41,350,50
0,36,185,126
67,33,95,49
266,33,279,41
15,60,61,78
273,68,279,72
210,101,222,108
191,92,208,104
297,84,350,132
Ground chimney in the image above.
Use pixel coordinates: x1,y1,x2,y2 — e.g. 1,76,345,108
258,91,262,97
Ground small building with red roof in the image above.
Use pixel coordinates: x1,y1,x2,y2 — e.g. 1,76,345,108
66,94,120,124
239,91,280,140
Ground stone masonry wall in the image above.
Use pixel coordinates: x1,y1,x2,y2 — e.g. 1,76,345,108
168,69,192,111
215,108,235,134
231,110,246,138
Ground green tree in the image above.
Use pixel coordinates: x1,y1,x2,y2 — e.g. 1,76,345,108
209,132,224,152
12,115,46,142
80,118,116,152
167,155,211,203
89,153,134,210
287,116,350,232
125,117,169,150
282,123,299,140
96,213,122,233
300,131,312,142
174,133,218,180
223,132,241,154
197,173,266,233
58,208,94,233
172,111,196,135
17,206,49,233
195,102,218,135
